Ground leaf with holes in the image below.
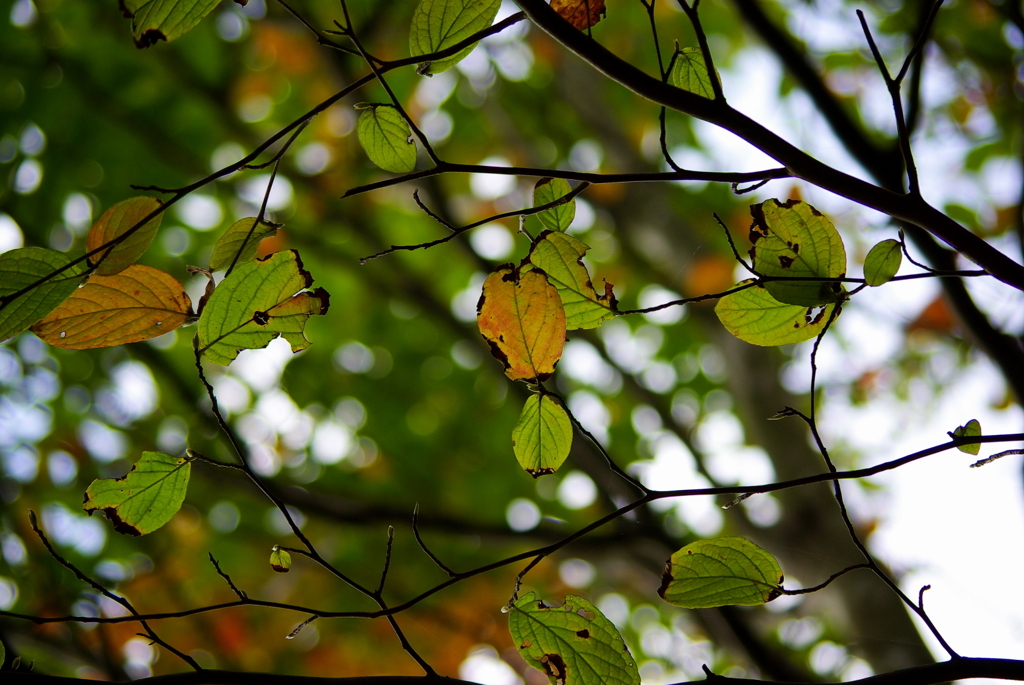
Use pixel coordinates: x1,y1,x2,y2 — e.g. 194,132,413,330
509,593,639,685
410,0,501,75
120,0,243,48
715,280,837,346
669,48,716,99
196,250,330,365
749,199,846,307
953,419,982,455
526,231,617,330
83,451,191,536
477,265,565,382
86,196,163,276
550,0,606,30
210,217,279,272
659,537,784,609
270,545,292,573
356,105,417,173
863,239,902,286
0,248,85,343
533,178,577,232
31,265,192,349
512,394,573,477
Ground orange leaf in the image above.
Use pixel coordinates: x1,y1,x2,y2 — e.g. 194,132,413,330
31,265,192,349
477,265,566,382
550,0,606,30
86,196,163,276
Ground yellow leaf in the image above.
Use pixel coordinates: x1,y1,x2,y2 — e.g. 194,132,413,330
31,265,192,349
86,197,163,276
477,265,566,382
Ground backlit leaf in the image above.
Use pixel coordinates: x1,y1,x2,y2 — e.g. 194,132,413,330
0,248,84,343
715,280,836,346
31,265,192,349
659,537,783,609
749,199,846,307
120,0,235,48
550,0,607,31
863,239,902,286
669,48,715,99
512,394,573,477
210,217,279,272
409,0,501,75
197,250,330,365
953,419,982,455
86,196,163,276
533,178,576,232
356,105,417,173
509,593,639,685
526,231,617,330
477,265,566,382
270,545,292,573
83,451,191,536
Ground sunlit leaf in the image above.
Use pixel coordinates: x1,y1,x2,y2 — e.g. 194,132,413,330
0,248,85,343
270,545,292,573
550,0,607,31
533,178,576,233
409,0,501,75
669,48,715,99
512,394,573,477
31,265,192,349
86,196,163,276
477,265,566,382
953,419,982,455
356,105,417,173
197,249,330,365
863,239,902,286
749,199,846,307
120,0,241,48
659,537,783,609
715,280,836,346
509,593,639,685
83,451,191,536
210,217,279,272
526,231,617,330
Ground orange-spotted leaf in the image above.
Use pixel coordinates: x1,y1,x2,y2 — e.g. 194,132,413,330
551,0,606,30
31,265,191,349
86,196,164,276
477,265,566,382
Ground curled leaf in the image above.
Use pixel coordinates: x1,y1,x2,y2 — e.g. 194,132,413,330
0,248,85,343
512,394,573,477
550,0,607,30
31,265,192,349
270,545,292,573
659,537,783,609
86,196,163,275
83,451,191,536
953,419,982,455
526,231,617,330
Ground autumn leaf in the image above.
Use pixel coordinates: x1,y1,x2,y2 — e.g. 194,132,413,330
196,250,330,365
526,231,617,330
86,196,163,276
477,265,566,382
210,217,280,272
83,451,191,536
551,0,606,30
31,265,192,349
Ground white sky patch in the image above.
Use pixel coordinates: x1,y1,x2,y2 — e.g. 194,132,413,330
0,213,24,253
470,157,516,200
469,223,514,260
459,645,523,685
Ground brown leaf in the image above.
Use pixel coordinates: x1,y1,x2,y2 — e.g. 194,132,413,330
550,0,606,30
477,265,566,382
31,265,192,349
86,196,163,276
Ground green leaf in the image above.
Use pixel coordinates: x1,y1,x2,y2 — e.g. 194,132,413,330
210,217,279,272
83,451,191,536
356,105,417,173
526,231,618,330
0,248,84,343
120,0,224,48
0,637,5,667
863,239,902,286
669,48,716,99
409,0,501,75
658,537,783,609
86,196,163,276
512,394,573,477
715,280,837,346
270,545,292,573
749,199,846,307
196,250,330,365
533,178,576,232
953,419,982,455
509,593,640,685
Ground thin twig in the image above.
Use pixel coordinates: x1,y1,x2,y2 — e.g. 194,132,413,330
412,504,457,577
